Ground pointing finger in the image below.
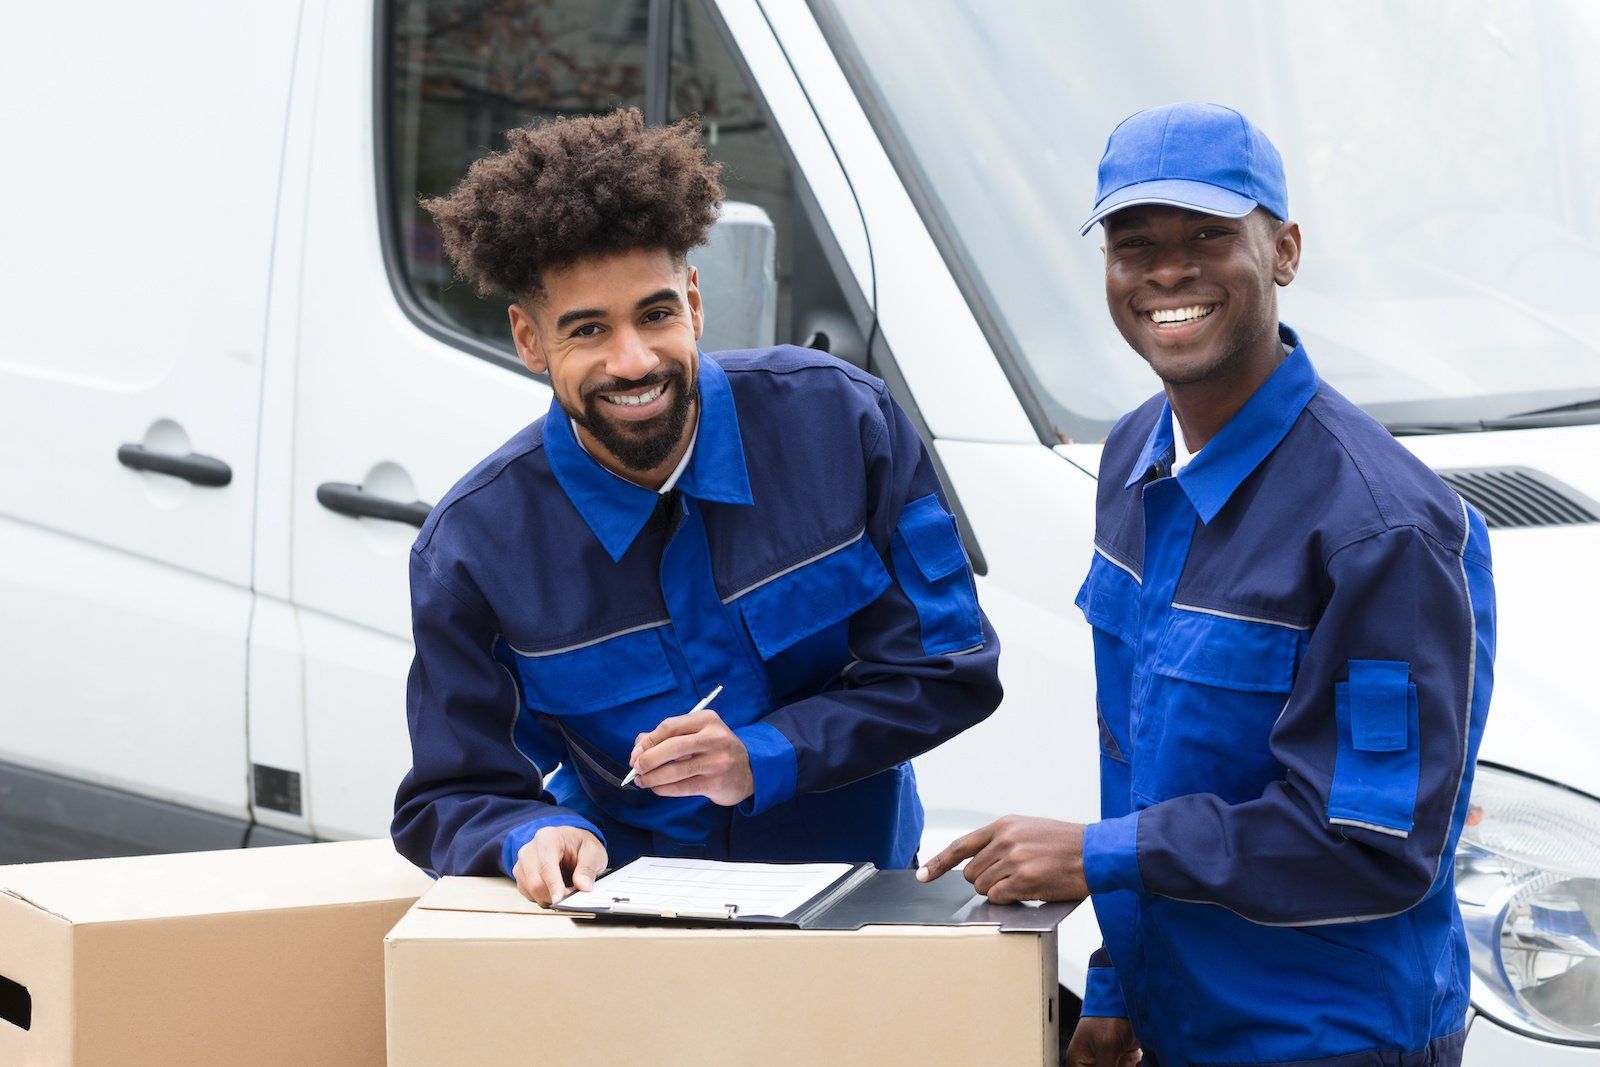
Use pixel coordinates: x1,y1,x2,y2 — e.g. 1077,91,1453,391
916,824,995,882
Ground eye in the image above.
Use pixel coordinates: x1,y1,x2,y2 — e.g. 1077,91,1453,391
571,323,602,338
1194,227,1230,240
1114,236,1151,250
642,308,673,323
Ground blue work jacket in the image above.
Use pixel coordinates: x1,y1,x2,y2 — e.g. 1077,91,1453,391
391,346,1001,879
1077,327,1495,1067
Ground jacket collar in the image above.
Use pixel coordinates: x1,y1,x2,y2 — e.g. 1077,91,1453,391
544,352,753,561
1124,324,1318,524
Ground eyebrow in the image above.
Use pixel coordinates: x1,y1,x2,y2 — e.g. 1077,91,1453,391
554,289,682,331
635,288,681,311
555,306,606,330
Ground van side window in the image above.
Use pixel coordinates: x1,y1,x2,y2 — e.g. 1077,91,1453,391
669,0,867,365
388,0,651,352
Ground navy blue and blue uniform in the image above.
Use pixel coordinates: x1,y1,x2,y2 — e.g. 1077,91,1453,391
392,346,1001,879
1077,327,1495,1066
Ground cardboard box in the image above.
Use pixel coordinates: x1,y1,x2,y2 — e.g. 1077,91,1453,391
386,877,1060,1066
0,838,433,1066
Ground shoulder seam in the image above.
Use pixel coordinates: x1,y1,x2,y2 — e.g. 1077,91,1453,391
1323,521,1468,568
412,547,481,613
719,350,882,390
416,436,547,553
1304,396,1391,527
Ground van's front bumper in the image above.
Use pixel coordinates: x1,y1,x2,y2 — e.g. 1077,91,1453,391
1463,1012,1600,1064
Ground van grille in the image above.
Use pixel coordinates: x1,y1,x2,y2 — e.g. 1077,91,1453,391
1436,467,1600,529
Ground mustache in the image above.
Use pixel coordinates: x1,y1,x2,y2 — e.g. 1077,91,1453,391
581,366,683,401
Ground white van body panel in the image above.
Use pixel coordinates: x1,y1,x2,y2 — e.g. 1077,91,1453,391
0,0,302,816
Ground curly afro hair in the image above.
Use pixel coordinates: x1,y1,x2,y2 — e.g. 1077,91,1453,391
422,107,725,301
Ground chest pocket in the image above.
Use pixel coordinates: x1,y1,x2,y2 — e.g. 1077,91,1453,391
512,624,678,720
1137,607,1305,806
735,530,890,661
733,532,891,706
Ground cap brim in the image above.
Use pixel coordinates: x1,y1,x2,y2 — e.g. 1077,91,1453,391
1078,179,1257,236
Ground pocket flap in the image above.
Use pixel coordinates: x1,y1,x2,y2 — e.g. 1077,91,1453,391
737,533,891,660
1152,608,1302,693
896,495,966,581
513,624,677,715
1075,553,1139,646
1348,660,1410,752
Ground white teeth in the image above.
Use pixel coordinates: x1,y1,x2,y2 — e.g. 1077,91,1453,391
1148,304,1217,325
602,383,666,407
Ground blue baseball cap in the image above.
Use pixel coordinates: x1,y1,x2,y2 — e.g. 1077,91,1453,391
1079,102,1287,236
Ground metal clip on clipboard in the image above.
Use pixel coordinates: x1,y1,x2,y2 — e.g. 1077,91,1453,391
606,896,741,921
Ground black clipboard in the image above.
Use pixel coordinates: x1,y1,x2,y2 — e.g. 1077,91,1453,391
551,858,1075,932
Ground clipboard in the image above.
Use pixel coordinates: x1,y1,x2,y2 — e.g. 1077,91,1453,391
551,857,1074,933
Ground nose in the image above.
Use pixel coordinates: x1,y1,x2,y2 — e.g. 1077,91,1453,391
1145,241,1200,290
606,327,660,382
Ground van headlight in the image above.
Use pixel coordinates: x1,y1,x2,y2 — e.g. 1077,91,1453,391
1455,765,1600,1044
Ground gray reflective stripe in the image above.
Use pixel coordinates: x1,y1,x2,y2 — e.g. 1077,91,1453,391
944,642,986,657
1094,546,1141,583
721,529,866,604
509,618,670,658
1329,817,1411,839
1427,494,1478,887
1171,602,1310,631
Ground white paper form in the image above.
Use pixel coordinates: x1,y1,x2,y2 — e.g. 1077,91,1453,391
560,857,854,919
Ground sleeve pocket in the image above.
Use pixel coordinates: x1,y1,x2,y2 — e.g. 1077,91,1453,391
1327,659,1420,837
891,493,983,656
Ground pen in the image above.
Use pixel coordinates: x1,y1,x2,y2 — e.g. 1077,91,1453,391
620,684,724,788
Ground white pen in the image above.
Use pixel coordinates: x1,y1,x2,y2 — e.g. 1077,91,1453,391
620,684,724,788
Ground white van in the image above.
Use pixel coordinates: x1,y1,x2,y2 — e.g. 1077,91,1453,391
2,0,1597,1058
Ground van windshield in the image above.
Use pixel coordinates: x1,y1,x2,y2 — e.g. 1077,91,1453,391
810,1,1600,442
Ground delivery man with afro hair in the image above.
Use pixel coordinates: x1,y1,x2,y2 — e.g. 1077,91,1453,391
391,108,1002,905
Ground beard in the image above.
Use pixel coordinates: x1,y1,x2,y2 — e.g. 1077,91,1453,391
564,363,696,473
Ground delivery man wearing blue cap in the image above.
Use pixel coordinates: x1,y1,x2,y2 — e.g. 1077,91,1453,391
920,102,1496,1067
392,109,1001,905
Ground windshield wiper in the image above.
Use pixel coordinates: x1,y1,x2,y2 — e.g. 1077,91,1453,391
1386,397,1600,435
1488,396,1600,428
1384,420,1488,436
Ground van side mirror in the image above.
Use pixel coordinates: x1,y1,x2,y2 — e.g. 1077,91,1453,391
689,201,777,353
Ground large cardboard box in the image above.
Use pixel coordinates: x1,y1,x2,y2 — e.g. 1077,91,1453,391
0,838,433,1066
386,877,1060,1066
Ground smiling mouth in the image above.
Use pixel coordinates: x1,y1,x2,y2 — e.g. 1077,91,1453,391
1146,304,1219,328
600,382,667,407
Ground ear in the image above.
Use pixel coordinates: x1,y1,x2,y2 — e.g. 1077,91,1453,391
508,302,549,375
1272,220,1302,287
685,264,704,342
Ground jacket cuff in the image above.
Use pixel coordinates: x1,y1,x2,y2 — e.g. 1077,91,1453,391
1083,811,1144,894
1081,953,1128,1019
734,721,798,816
500,813,606,879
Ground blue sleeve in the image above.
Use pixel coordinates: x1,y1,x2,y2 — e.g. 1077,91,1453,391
1081,946,1128,1019
740,385,1003,809
1084,522,1495,924
391,549,601,876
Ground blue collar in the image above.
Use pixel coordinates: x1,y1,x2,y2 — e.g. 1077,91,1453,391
1124,324,1318,524
544,353,753,562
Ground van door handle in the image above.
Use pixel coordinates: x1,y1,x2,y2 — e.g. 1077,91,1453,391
316,482,433,528
117,443,233,487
